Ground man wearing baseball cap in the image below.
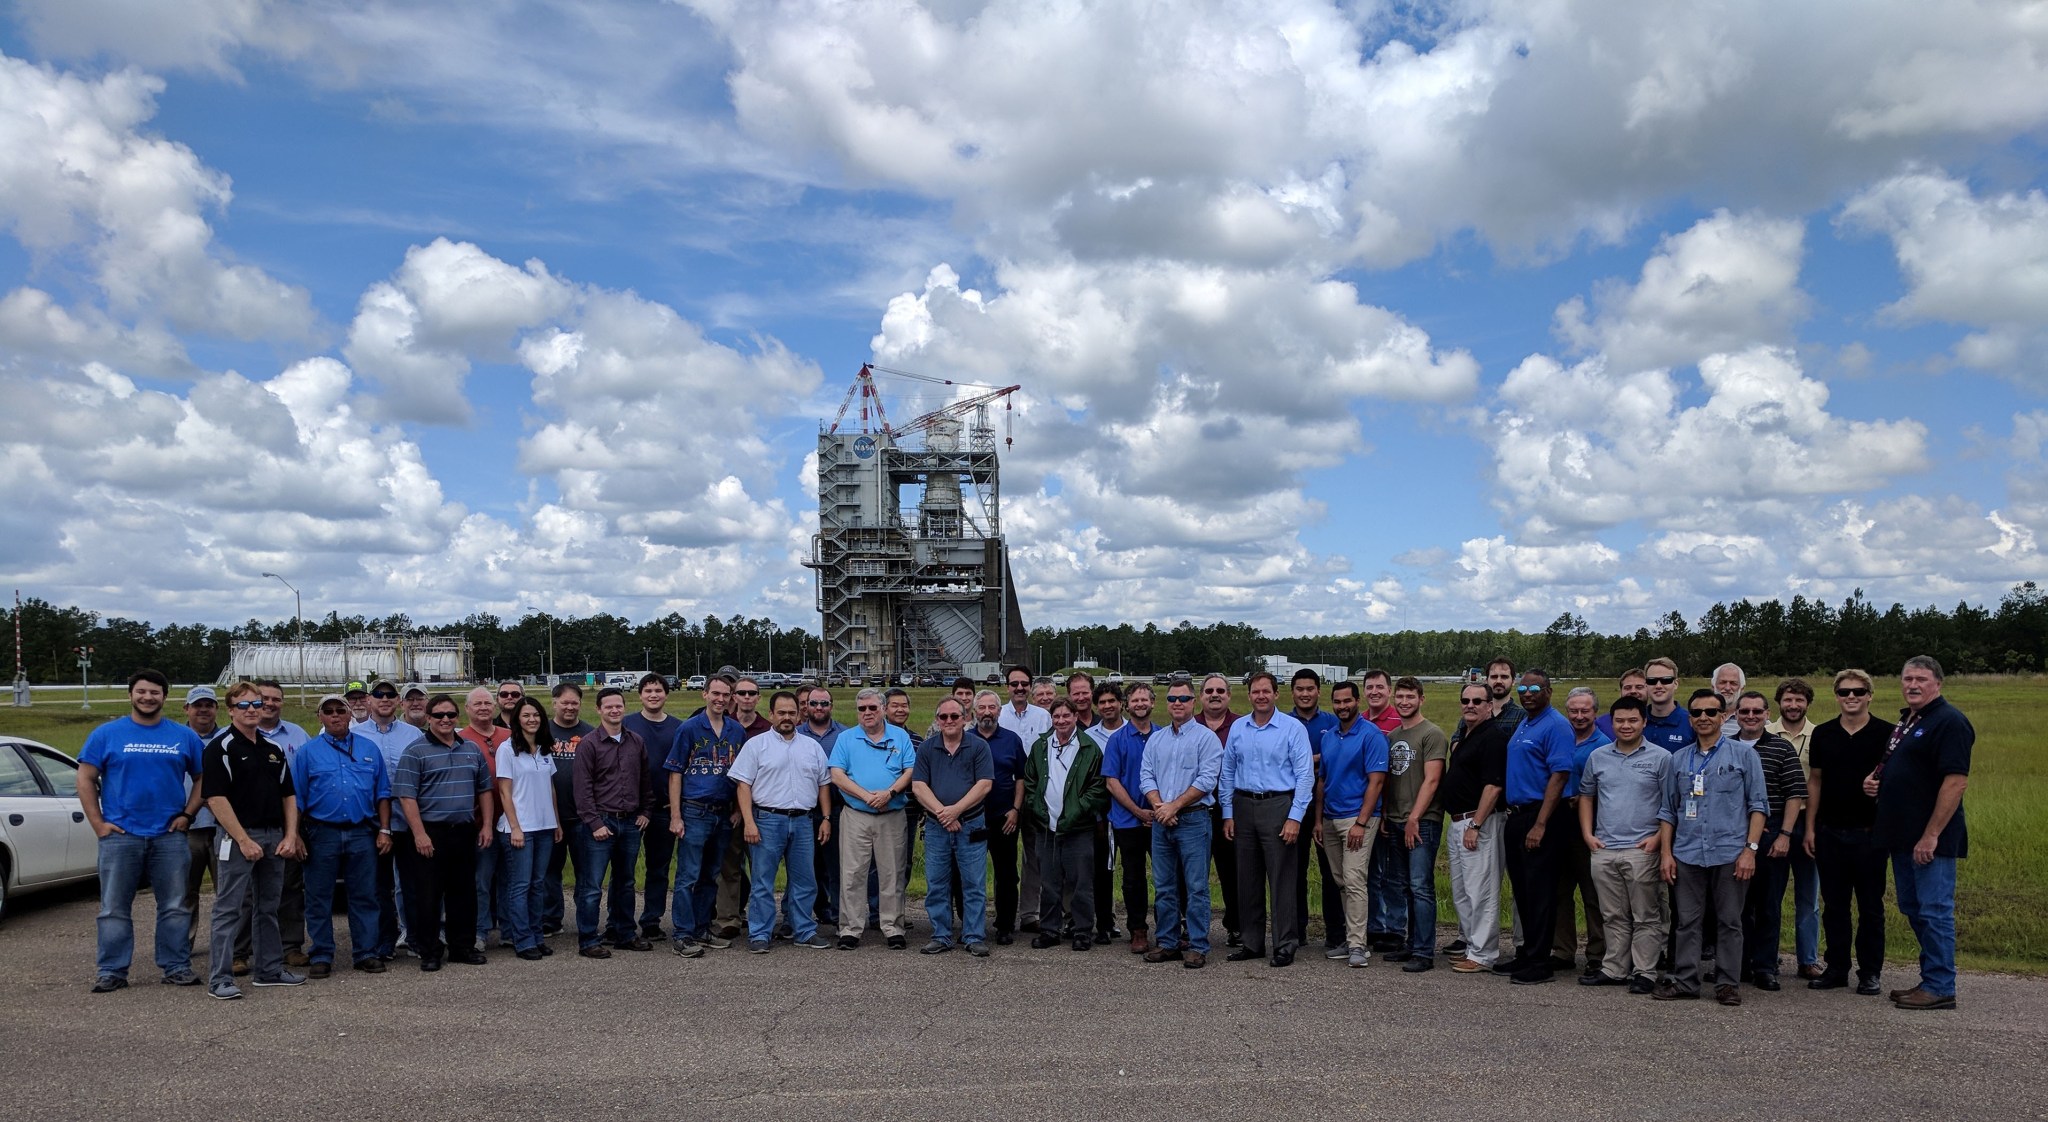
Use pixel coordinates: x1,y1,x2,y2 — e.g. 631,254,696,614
344,682,371,724
353,681,422,961
181,687,224,921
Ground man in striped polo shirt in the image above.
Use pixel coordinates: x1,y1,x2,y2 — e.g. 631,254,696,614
392,694,495,972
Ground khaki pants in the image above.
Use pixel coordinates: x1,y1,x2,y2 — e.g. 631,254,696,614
1590,844,1667,980
837,809,906,938
1318,815,1377,952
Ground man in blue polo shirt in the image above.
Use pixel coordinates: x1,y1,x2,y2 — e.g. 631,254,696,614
1493,669,1577,985
1100,683,1158,954
76,669,207,993
911,698,995,956
831,689,916,949
1640,658,1695,753
1286,670,1344,952
297,695,394,978
663,676,750,955
1316,680,1389,969
1220,671,1314,967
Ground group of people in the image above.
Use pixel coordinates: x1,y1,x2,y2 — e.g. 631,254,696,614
74,652,1972,1011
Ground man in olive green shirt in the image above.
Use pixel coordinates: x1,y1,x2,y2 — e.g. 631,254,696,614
1381,677,1450,970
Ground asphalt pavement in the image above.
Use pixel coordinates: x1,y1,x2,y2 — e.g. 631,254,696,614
3,886,2044,1121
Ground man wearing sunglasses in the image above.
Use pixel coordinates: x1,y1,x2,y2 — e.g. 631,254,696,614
1803,669,1893,996
830,688,916,949
354,682,420,962
297,694,393,979
200,681,306,998
492,681,525,729
1731,689,1806,992
713,677,773,940
999,666,1051,934
1195,673,1243,946
1640,658,1696,753
797,686,849,932
1140,684,1222,968
911,698,995,955
392,695,495,971
1492,670,1577,985
1443,683,1509,972
1653,690,1767,1006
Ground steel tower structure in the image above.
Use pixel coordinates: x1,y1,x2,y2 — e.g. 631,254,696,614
807,365,1028,680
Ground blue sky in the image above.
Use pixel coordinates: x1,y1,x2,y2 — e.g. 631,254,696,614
1,0,2043,638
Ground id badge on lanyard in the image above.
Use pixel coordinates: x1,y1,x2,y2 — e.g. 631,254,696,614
1686,752,1706,818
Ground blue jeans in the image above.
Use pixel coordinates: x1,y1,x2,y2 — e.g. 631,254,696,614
671,803,731,941
747,812,818,944
498,829,555,952
571,817,642,949
1400,814,1444,959
922,816,988,946
1366,832,1400,937
1150,810,1213,953
1891,851,1958,997
1791,844,1820,966
303,820,380,965
638,819,678,935
96,831,193,980
475,834,507,946
542,830,570,931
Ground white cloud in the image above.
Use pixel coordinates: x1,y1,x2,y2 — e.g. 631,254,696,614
0,52,315,343
1554,210,1807,371
1839,168,2048,379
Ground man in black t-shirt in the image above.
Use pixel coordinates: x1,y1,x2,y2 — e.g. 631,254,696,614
1803,668,1894,995
202,682,307,999
543,682,595,937
1869,656,1972,1011
1444,683,1510,972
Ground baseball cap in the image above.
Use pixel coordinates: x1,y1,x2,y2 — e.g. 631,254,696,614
317,693,348,708
344,680,368,696
401,683,428,698
184,685,217,704
369,682,399,698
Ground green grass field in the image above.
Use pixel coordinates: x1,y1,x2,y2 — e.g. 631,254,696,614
6,675,2040,974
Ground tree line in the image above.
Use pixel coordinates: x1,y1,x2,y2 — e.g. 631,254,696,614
5,581,2043,685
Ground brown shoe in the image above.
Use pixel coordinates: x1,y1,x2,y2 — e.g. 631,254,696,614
1143,946,1182,963
1889,985,1919,1001
1130,931,1150,954
715,923,743,940
307,961,332,979
1893,988,1956,1011
1182,951,1205,970
231,958,251,977
1651,983,1698,1001
1797,963,1826,981
1715,985,1742,1006
283,950,311,968
1451,958,1486,973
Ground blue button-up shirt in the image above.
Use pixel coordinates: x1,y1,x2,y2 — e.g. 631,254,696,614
1101,721,1158,828
1658,737,1768,867
1220,711,1314,822
351,716,423,778
1319,717,1390,820
1505,707,1576,806
1140,719,1223,809
293,730,392,825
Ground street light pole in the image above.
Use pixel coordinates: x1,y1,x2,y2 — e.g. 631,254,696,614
525,606,554,682
260,572,305,706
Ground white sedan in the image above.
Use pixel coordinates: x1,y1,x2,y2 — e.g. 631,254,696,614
0,736,100,923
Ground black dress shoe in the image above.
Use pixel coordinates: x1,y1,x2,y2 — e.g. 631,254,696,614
1627,975,1656,995
420,956,444,972
1856,976,1883,996
1753,974,1782,992
995,931,1014,946
1383,950,1412,963
887,935,908,950
1031,934,1062,949
614,936,653,952
1401,957,1434,973
1225,947,1262,962
1269,950,1294,968
1072,937,1092,952
1809,974,1849,990
450,949,488,965
1017,921,1041,934
516,948,545,961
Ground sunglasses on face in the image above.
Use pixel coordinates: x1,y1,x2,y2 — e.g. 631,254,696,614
1835,687,1870,697
1460,698,1489,706
1736,708,1768,717
734,689,759,697
1690,707,1722,717
1201,687,1228,695
371,692,397,700
856,705,879,713
429,711,458,720
1644,676,1676,686
1515,685,1544,694
1009,681,1029,689
935,713,963,721
230,700,267,711
318,706,348,715
1165,695,1194,703
807,699,832,706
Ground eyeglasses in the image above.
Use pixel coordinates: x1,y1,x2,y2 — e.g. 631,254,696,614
1008,681,1029,689
428,711,459,720
806,699,832,706
1201,687,1228,695
1689,707,1722,717
318,706,348,715
230,700,267,711
1835,687,1870,697
935,713,963,721
1165,695,1194,703
855,703,879,711
1459,698,1489,706
1644,676,1676,686
371,691,397,699
496,690,520,697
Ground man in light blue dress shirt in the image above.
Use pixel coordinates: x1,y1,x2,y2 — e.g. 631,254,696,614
1219,671,1314,967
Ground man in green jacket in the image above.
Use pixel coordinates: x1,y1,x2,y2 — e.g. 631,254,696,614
1024,699,1109,950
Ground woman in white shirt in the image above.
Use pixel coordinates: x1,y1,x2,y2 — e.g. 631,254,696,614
496,697,562,960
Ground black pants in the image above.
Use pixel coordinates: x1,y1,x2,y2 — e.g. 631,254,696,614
1502,803,1563,970
1311,837,1346,946
1113,825,1152,934
376,845,403,954
811,800,841,926
1040,829,1097,939
1817,825,1888,981
989,812,1020,935
1232,794,1302,955
395,820,479,959
1742,849,1793,976
1209,801,1239,936
1091,820,1116,936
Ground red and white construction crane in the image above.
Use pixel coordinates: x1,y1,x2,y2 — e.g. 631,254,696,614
827,363,1019,449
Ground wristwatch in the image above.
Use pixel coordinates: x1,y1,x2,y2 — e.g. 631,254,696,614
1745,841,1760,852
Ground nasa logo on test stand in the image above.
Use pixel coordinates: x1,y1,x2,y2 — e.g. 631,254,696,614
853,435,877,458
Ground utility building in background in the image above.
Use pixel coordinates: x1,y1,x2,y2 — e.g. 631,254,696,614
807,365,1029,681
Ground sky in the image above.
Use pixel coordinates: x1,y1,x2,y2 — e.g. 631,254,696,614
1,0,2044,638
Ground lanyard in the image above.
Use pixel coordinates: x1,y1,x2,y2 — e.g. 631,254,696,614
323,733,356,762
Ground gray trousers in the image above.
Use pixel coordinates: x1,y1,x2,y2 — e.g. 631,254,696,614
238,852,304,957
211,828,286,987
1673,859,1745,993
1038,828,1097,938
1018,818,1044,926
1232,794,1302,955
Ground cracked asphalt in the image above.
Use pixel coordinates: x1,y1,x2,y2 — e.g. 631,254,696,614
4,885,2045,1121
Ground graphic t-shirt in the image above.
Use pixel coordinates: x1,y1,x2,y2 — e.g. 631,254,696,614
80,716,204,837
